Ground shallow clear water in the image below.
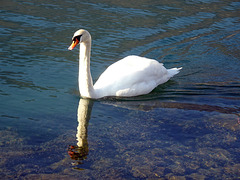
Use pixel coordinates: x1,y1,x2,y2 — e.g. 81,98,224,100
1,0,240,179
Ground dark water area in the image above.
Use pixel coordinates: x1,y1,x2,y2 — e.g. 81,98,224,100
1,0,240,179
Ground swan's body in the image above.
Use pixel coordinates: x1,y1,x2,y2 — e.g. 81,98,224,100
68,29,181,99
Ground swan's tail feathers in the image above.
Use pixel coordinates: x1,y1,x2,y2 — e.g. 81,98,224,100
167,67,182,78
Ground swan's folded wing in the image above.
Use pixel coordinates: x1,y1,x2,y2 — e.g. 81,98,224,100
93,55,168,97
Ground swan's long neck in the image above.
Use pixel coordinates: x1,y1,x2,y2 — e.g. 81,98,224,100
79,41,95,98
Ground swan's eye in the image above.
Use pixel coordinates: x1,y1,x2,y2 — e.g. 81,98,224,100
68,35,82,50
74,35,82,42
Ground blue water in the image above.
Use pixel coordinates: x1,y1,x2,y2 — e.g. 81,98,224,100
1,0,240,179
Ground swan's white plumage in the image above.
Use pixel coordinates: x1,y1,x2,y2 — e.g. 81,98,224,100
94,55,177,97
68,29,182,99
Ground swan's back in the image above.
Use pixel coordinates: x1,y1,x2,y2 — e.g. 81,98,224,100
93,55,179,98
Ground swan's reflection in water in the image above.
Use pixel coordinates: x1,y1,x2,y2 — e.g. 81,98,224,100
68,97,239,169
68,98,93,166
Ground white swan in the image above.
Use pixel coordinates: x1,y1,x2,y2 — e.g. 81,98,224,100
68,29,182,99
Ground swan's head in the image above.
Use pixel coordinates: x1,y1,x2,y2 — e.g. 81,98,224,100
68,29,91,51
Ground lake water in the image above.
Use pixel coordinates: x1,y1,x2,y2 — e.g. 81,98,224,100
1,0,240,179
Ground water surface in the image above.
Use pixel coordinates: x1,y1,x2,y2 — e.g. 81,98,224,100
1,0,240,179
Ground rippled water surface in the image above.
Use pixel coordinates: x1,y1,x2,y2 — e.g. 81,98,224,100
1,0,240,179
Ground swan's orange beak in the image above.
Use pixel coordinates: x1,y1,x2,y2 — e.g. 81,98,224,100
68,39,79,51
